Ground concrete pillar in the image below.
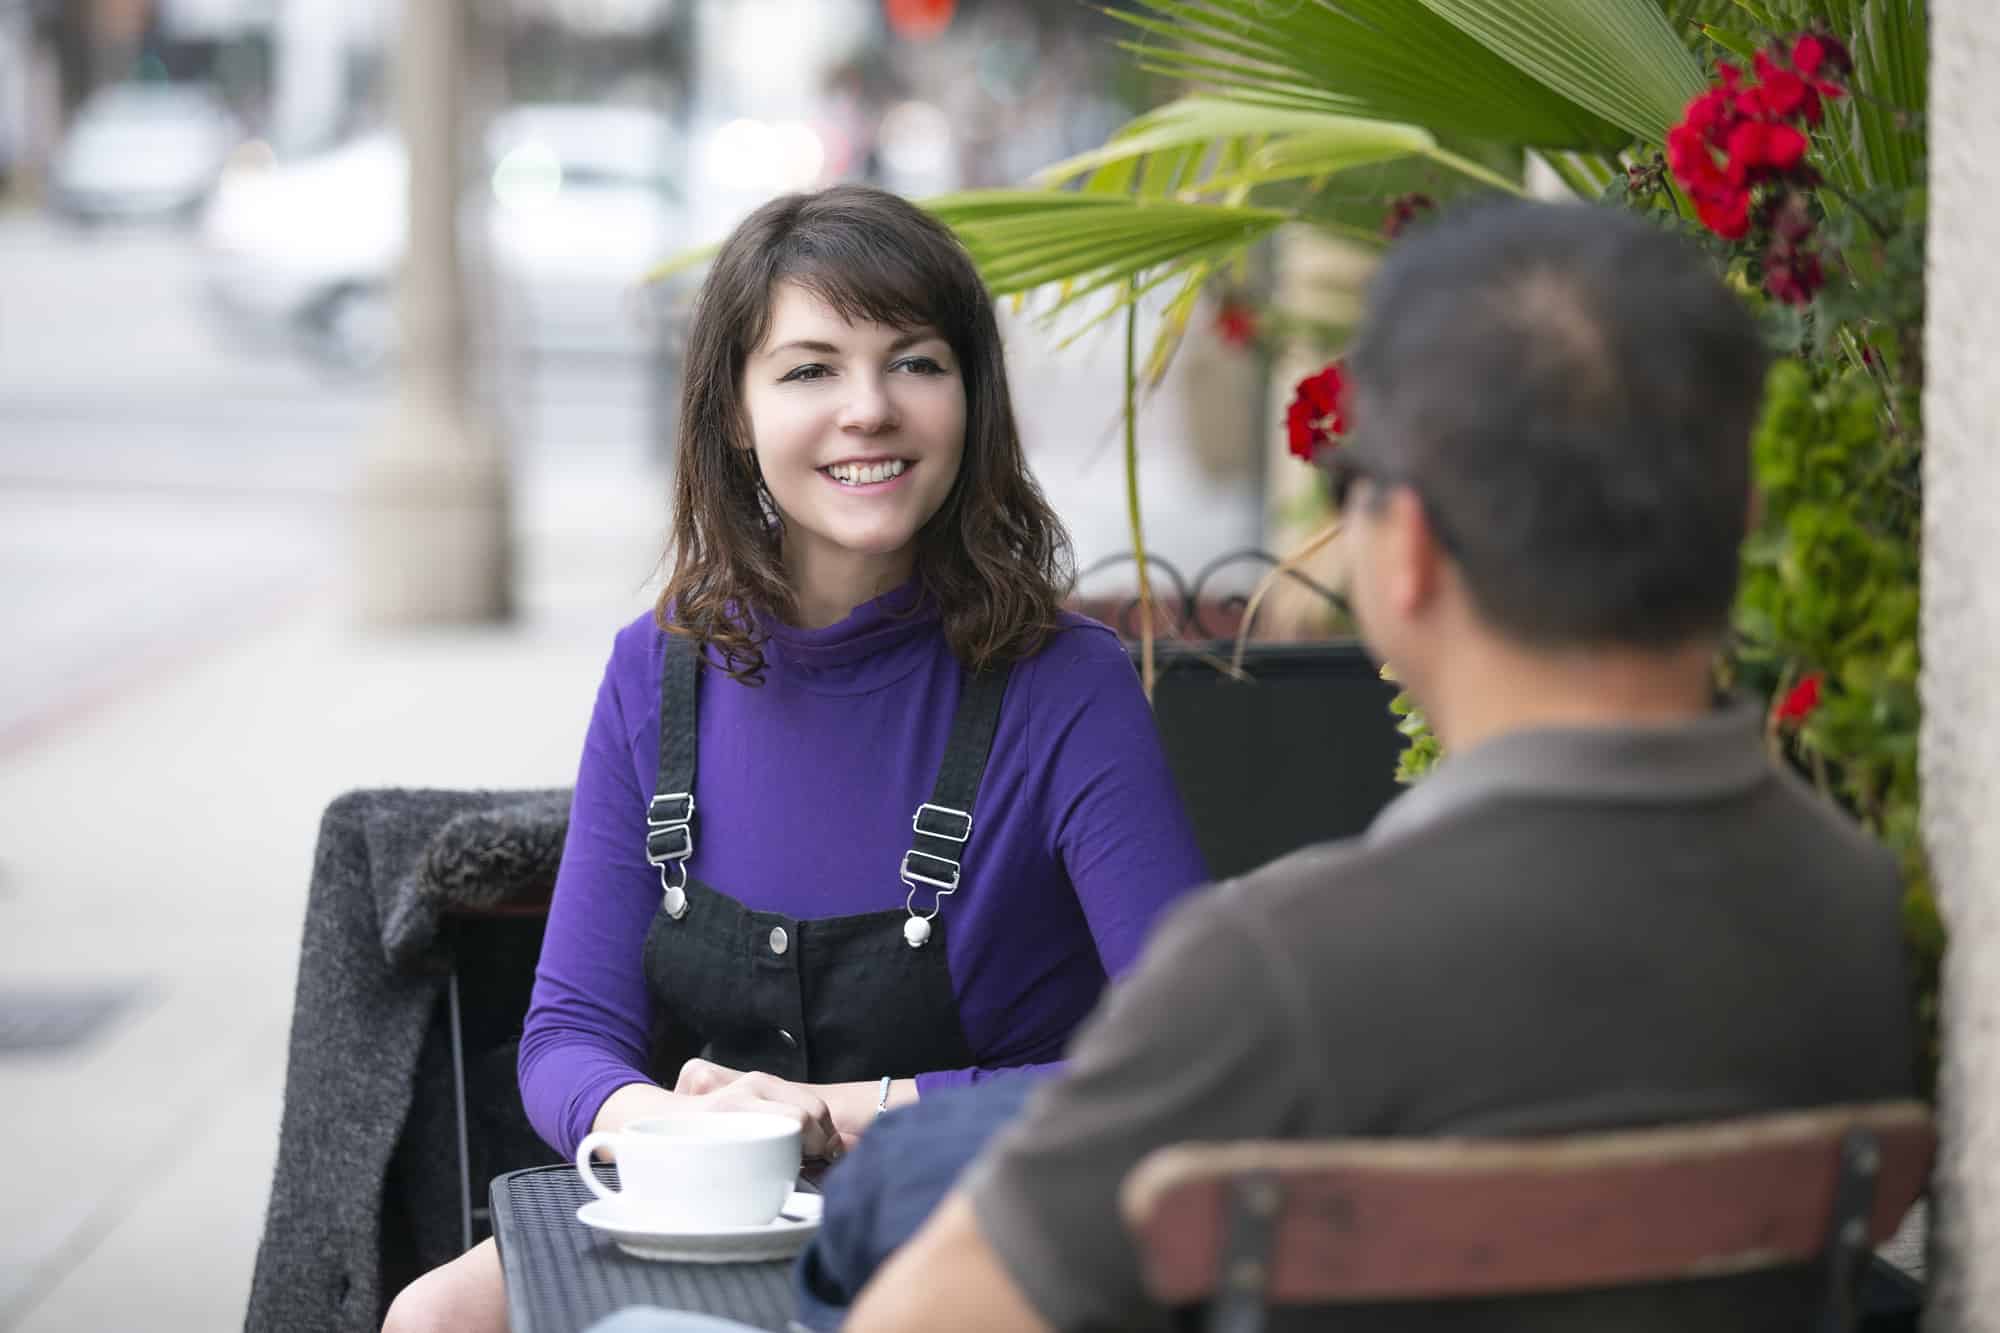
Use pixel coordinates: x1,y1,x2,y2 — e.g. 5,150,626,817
271,0,347,154
1922,1,2000,1324
353,0,511,625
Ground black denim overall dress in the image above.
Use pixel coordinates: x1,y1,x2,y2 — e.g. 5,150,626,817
638,635,1011,1084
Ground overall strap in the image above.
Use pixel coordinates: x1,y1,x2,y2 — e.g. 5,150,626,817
646,632,700,915
900,661,1014,937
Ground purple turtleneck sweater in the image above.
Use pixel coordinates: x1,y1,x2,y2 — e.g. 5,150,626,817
518,583,1210,1157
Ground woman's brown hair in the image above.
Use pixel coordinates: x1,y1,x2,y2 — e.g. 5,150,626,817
657,184,1073,681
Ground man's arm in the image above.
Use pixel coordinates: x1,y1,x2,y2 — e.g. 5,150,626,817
847,1193,1052,1333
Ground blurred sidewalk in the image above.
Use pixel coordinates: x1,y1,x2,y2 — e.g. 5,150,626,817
0,459,671,1332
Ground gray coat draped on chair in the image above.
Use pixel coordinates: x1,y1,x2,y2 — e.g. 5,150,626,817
245,787,570,1332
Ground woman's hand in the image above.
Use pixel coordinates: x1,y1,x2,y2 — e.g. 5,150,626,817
676,1059,917,1153
593,1071,845,1162
670,1059,850,1160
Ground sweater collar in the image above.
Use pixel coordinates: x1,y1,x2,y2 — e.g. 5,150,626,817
755,575,940,676
1369,698,1770,846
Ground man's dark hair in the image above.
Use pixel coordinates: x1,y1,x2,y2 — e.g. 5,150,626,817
1342,200,1768,649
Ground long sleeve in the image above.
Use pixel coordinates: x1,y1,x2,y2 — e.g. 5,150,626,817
915,627,1210,1097
517,637,663,1157
1033,626,1211,976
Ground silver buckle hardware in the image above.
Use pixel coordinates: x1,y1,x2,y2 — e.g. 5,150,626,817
646,823,693,864
646,791,694,865
648,792,694,827
900,849,961,891
912,803,972,842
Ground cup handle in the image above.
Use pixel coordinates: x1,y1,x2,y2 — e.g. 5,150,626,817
575,1131,620,1203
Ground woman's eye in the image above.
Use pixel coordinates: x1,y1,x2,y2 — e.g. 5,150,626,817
779,364,832,383
895,356,947,375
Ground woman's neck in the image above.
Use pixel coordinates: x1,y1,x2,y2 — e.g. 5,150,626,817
784,540,918,629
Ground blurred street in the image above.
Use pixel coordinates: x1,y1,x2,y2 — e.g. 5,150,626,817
0,210,678,752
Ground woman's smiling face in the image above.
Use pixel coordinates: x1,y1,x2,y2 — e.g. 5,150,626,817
742,281,966,595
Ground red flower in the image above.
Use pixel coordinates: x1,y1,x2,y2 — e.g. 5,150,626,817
1765,191,1815,244
1762,123,1810,173
1763,243,1825,304
1754,54,1817,122
1795,30,1853,78
1667,33,1846,246
1725,120,1811,187
1285,363,1349,462
1680,86,1736,146
1215,301,1258,348
1695,190,1752,240
1381,192,1436,240
1791,34,1830,76
1775,672,1823,725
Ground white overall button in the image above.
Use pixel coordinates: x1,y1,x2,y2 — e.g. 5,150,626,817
777,1028,797,1048
769,925,790,956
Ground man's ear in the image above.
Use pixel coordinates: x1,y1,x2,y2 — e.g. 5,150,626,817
1383,487,1446,618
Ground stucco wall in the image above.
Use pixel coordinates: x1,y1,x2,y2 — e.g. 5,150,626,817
1923,1,2000,1325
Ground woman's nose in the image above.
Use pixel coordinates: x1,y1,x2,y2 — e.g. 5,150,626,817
837,375,899,433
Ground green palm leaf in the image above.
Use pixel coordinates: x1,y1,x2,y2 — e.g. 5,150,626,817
1032,96,1526,200
925,190,1289,302
1823,0,1926,193
1413,0,1706,143
1111,0,1690,151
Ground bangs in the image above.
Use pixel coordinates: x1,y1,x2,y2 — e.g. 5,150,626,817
756,226,979,351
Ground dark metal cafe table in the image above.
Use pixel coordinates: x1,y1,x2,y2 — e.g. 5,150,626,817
491,1164,803,1333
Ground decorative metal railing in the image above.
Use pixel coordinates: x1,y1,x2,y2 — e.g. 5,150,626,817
1069,548,1349,642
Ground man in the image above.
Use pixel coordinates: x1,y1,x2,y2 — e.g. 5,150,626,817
841,201,1916,1331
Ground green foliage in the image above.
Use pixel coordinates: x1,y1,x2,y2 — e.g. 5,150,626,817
1731,359,1936,1085
1389,690,1444,785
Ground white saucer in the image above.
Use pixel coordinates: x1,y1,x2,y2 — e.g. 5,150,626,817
577,1190,823,1263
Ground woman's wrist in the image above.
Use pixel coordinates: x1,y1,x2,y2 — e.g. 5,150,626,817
825,1077,917,1134
592,1080,689,1135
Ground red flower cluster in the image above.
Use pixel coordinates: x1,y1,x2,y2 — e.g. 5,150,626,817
1775,671,1824,726
1381,193,1436,240
1286,363,1348,461
1666,31,1850,304
1215,300,1258,349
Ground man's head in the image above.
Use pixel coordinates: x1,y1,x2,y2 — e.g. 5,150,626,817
1333,201,1768,712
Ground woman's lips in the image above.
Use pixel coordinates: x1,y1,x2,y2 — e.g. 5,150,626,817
819,459,914,490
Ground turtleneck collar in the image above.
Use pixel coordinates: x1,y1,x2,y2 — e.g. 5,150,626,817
753,574,941,684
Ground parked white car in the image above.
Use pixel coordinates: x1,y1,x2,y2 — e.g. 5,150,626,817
52,83,241,223
198,105,688,371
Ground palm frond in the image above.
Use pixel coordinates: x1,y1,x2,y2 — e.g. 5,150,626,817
1110,0,1693,151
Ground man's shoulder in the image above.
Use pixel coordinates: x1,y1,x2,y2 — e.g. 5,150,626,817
1174,836,1412,968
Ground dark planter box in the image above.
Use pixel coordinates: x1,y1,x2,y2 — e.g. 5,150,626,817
1138,641,1405,881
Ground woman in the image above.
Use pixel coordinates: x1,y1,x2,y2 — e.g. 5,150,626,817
383,184,1206,1331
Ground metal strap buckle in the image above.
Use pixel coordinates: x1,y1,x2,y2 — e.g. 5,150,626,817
899,849,961,891
648,792,694,827
646,790,694,865
646,824,693,864
912,803,972,842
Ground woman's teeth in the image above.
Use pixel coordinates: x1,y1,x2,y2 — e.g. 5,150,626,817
825,459,908,486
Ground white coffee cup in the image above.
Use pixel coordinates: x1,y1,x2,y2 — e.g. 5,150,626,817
574,1111,802,1229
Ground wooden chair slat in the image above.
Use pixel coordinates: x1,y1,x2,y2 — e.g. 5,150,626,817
1122,1102,1933,1307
